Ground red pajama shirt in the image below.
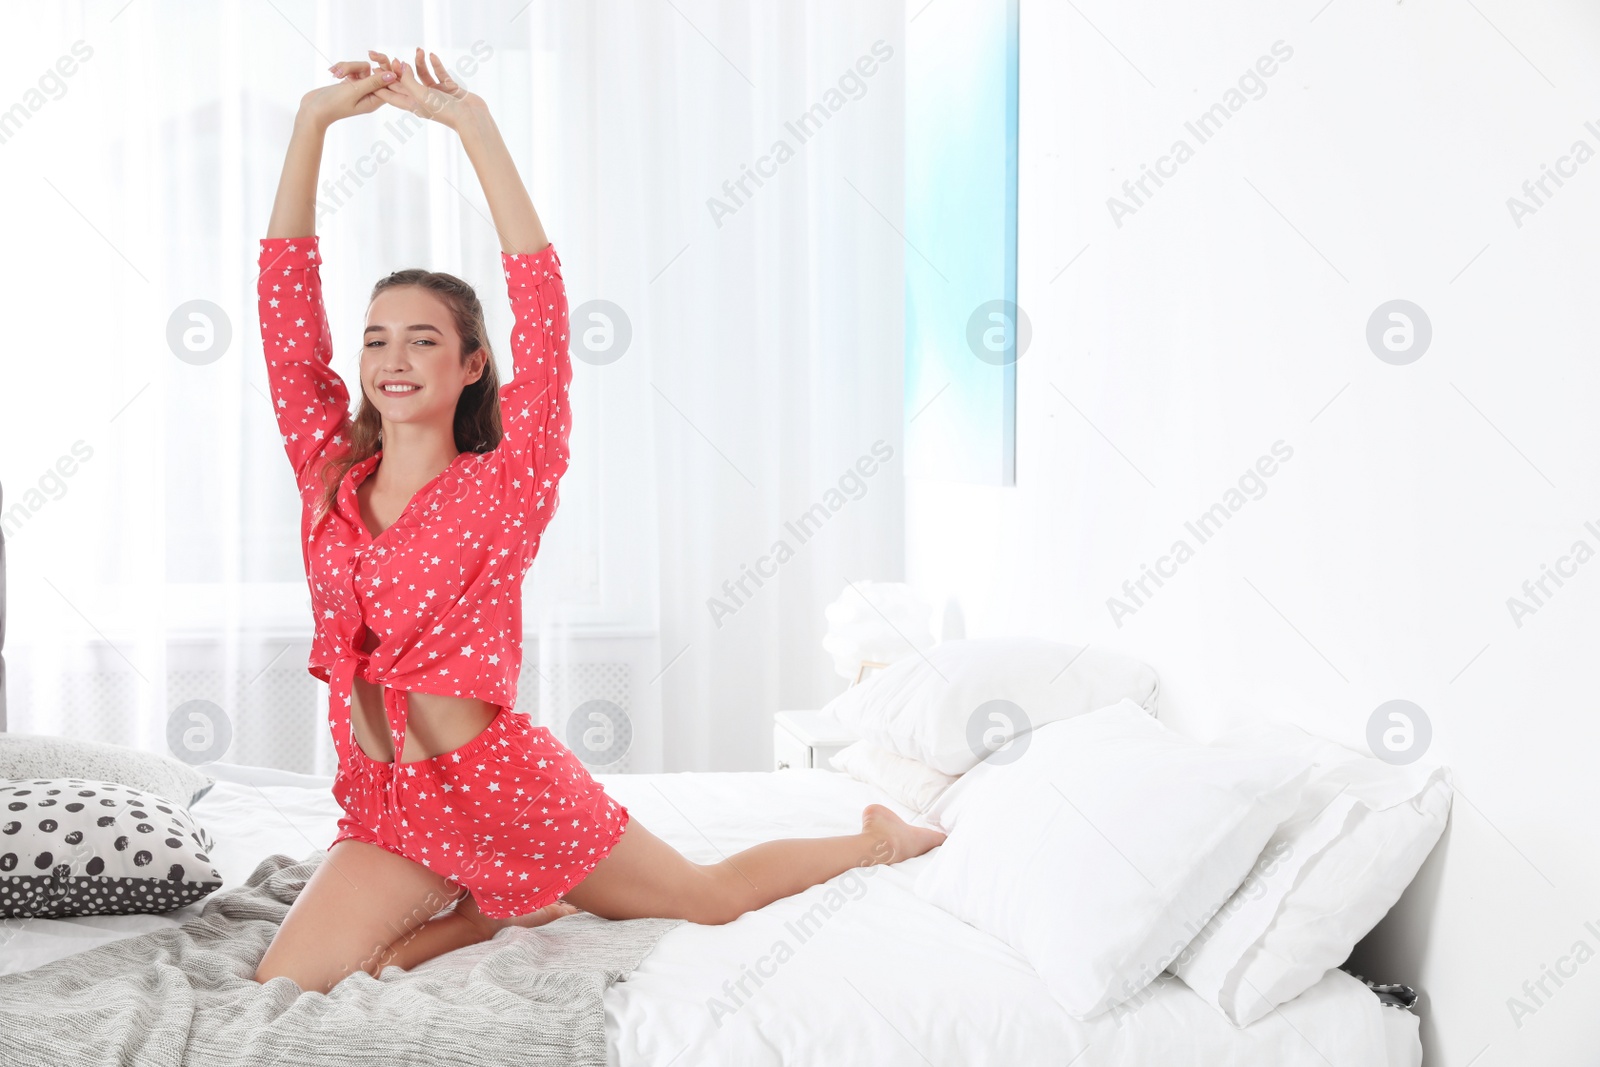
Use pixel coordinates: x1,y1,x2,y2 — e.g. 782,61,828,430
256,235,628,919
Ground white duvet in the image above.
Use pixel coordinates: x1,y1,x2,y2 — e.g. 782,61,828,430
0,762,1421,1067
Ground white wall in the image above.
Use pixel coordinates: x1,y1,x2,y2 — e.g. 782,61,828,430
906,2,1600,1063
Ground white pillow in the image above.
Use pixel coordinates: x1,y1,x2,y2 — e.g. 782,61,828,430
827,740,957,813
912,701,1310,1020
819,637,1158,775
1170,723,1452,1026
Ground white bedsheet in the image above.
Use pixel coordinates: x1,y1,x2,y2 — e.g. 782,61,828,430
0,762,1421,1067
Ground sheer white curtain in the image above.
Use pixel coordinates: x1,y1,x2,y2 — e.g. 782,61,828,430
630,4,910,770
0,0,904,774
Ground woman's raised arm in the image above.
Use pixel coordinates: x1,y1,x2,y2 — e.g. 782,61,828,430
371,50,548,255
374,50,569,514
258,65,396,487
264,118,326,241
268,65,396,238
456,107,550,257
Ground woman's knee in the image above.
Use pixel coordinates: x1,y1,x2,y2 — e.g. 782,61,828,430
692,861,759,925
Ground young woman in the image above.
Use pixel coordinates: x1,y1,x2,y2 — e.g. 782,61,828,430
251,49,945,994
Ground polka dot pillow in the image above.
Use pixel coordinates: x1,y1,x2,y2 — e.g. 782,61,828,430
0,778,223,919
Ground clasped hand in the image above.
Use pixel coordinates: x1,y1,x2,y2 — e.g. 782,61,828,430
301,47,483,131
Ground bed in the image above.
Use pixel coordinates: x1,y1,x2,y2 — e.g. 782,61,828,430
0,476,1423,1064
0,758,1423,1066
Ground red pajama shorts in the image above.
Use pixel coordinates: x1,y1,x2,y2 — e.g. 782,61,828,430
329,704,630,920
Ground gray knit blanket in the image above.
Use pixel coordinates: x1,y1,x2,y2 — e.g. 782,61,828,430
0,850,683,1067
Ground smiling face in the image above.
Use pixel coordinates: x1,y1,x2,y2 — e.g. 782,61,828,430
361,284,487,430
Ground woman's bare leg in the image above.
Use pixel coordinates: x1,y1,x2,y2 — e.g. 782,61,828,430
252,839,472,991
561,803,945,925
367,909,487,972
259,803,944,984
373,896,579,970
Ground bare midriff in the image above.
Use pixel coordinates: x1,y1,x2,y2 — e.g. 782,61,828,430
348,625,500,764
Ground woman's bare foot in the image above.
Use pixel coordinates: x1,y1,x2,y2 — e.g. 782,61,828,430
861,803,947,865
454,891,581,938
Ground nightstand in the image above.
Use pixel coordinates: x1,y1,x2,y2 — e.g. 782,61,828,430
773,710,861,771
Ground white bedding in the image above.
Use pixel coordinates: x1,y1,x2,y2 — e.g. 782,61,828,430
0,762,1421,1067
